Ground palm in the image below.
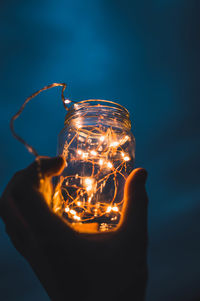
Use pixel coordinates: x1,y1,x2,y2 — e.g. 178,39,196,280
0,157,148,301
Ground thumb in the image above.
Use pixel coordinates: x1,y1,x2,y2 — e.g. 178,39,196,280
37,156,66,177
120,168,148,237
24,156,66,183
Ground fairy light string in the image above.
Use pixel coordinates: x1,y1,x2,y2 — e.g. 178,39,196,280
56,133,130,224
10,83,72,157
10,82,133,232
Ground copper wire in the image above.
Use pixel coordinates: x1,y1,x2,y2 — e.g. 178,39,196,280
10,82,69,157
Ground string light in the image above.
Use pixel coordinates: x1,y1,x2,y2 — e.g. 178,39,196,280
10,82,135,233
55,117,134,232
64,99,71,104
107,161,113,169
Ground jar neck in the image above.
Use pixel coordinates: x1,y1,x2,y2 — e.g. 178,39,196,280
64,99,131,131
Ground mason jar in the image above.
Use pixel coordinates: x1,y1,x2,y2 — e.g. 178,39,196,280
52,100,135,233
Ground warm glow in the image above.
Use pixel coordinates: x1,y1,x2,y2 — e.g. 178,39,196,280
110,141,119,147
73,215,81,221
65,207,70,213
106,206,112,213
85,178,93,185
112,206,119,212
82,152,88,159
9,81,135,234
69,209,76,215
90,150,97,156
99,159,104,165
107,161,113,169
64,99,71,104
86,185,92,191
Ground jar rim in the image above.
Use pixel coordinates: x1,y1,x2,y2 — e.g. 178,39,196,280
65,99,130,127
74,99,129,114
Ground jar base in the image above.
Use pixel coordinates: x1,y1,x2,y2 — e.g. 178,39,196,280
71,222,118,233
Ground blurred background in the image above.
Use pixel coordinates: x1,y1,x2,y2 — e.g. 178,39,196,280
0,0,199,300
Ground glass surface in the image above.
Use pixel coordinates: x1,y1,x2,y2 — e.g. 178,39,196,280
53,100,135,233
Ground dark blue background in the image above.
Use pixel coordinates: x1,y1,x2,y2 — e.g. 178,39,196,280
0,1,200,300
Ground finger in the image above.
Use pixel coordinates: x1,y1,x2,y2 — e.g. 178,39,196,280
25,156,66,181
120,168,148,240
38,156,66,177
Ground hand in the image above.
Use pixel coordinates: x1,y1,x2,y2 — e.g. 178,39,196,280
0,156,148,301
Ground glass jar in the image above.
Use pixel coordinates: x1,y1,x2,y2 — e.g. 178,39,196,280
52,100,135,233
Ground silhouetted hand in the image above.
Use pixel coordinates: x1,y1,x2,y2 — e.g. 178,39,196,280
0,156,148,301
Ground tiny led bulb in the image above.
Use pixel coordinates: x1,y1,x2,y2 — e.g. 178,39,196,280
110,141,119,147
70,209,76,215
124,156,130,161
86,185,92,191
77,201,82,206
73,215,81,221
112,206,119,212
106,206,112,213
82,152,88,159
64,99,71,104
90,150,97,156
85,178,93,185
99,159,104,165
107,161,113,169
65,207,70,213
100,136,105,142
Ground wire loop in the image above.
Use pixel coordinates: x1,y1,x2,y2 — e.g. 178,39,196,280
10,82,68,157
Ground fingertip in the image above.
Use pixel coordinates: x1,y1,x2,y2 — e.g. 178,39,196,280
129,168,148,182
120,167,148,234
124,168,147,198
37,155,66,177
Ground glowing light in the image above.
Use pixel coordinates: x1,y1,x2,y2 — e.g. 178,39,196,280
110,141,119,147
54,115,134,232
84,178,95,192
106,206,112,213
112,206,119,212
90,150,97,156
82,152,88,159
9,81,135,234
119,135,130,145
86,185,92,191
107,161,113,169
76,121,82,129
85,178,93,185
64,99,71,104
54,191,59,198
99,159,104,165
